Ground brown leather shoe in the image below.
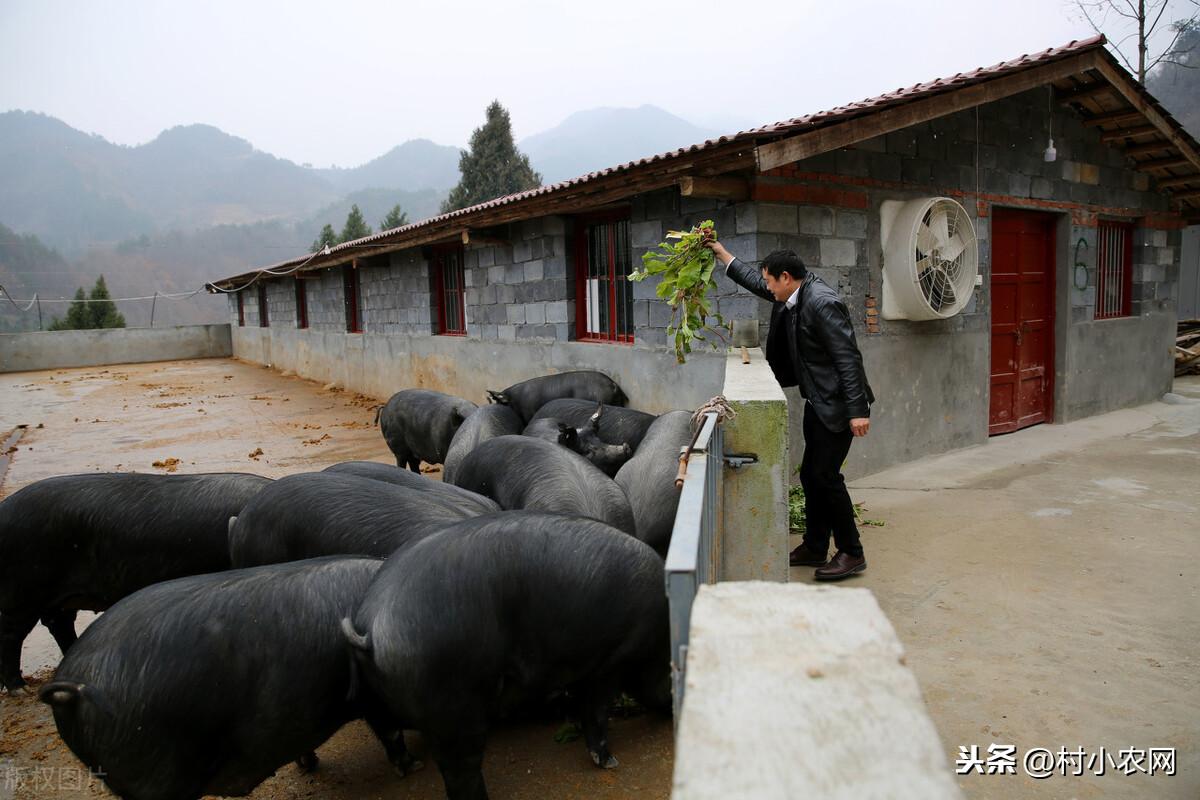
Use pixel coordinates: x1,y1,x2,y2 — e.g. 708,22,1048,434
813,551,866,581
789,543,828,567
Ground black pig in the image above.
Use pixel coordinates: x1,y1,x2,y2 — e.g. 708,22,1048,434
41,557,418,800
0,471,271,692
448,436,635,535
229,472,497,567
487,370,627,424
343,512,669,800
377,389,477,472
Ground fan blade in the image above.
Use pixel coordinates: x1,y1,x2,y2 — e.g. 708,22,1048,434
916,223,936,258
939,232,966,263
929,208,951,248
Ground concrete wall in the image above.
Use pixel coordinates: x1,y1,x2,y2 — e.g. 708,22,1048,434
1182,226,1200,320
230,325,724,413
0,324,232,373
673,583,962,799
719,350,789,582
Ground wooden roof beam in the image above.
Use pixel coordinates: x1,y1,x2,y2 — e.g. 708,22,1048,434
1090,58,1200,170
679,176,750,201
1155,173,1200,188
1058,81,1115,104
755,51,1100,172
1136,156,1191,171
1172,190,1200,201
1123,140,1174,157
1081,108,1145,127
1100,124,1159,142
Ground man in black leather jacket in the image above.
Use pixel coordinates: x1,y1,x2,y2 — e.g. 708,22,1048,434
706,242,874,580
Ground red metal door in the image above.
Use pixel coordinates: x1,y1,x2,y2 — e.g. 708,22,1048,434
990,209,1056,435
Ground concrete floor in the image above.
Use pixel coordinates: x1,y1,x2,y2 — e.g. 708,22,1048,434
790,375,1200,800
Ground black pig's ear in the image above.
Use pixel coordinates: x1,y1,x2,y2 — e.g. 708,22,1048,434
487,390,508,405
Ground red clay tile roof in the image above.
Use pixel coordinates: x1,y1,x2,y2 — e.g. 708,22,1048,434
211,34,1196,288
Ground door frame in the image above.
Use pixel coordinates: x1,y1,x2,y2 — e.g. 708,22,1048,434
987,206,1061,436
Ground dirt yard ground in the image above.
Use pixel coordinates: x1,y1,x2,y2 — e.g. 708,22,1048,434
791,375,1200,800
0,358,673,800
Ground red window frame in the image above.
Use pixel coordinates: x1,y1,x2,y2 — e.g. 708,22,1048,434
433,244,467,335
257,283,269,327
343,265,362,333
237,290,245,326
1095,220,1133,320
574,210,634,343
295,278,308,329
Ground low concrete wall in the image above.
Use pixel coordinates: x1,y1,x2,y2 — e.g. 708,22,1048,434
720,349,790,582
1058,311,1176,421
672,582,962,799
817,330,990,481
0,325,233,373
231,326,725,413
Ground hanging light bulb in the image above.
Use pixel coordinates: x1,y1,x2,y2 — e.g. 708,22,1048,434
1043,86,1057,162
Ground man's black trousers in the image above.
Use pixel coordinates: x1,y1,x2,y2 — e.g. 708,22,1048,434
799,402,864,558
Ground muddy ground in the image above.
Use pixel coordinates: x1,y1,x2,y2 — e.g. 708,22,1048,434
0,358,673,800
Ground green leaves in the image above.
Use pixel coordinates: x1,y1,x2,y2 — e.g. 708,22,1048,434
629,220,728,363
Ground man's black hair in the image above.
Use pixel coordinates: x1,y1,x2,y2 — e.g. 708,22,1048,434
761,250,808,281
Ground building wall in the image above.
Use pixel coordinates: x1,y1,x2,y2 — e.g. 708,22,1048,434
227,89,1184,478
732,88,1181,477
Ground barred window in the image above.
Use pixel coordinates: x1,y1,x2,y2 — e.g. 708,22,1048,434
295,278,308,329
257,283,269,327
343,265,362,333
1095,221,1133,320
574,215,633,343
433,245,466,335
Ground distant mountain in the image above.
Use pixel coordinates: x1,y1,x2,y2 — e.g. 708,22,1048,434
318,139,462,194
0,112,457,253
520,105,724,185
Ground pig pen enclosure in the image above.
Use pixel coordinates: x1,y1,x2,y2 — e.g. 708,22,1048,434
0,358,682,800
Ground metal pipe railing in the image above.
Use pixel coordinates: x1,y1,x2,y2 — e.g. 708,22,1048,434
664,411,724,723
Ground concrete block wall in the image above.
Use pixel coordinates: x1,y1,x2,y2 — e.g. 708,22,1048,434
463,217,571,342
362,250,434,336
629,188,761,349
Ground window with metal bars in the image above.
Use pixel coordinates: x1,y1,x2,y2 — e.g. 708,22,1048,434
433,245,467,335
574,215,633,343
257,283,269,327
237,290,245,327
1095,221,1133,320
343,265,362,333
295,278,308,329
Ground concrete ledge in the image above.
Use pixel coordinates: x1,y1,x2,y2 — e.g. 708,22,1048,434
720,348,789,581
0,325,233,373
230,326,726,414
673,582,962,800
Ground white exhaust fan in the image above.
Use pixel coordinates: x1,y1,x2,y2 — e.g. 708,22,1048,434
880,197,979,320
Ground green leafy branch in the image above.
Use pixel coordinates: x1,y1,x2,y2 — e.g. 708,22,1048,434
629,220,729,364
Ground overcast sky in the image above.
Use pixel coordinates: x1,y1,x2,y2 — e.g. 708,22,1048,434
1,0,1189,168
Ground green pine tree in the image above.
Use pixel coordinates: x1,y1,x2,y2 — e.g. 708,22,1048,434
442,100,542,213
311,223,337,253
340,205,372,243
88,275,125,328
48,287,92,330
380,204,409,231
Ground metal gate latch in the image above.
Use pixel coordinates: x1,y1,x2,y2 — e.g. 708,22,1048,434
722,452,758,469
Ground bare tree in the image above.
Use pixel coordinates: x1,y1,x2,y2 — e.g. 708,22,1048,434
1074,0,1200,82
